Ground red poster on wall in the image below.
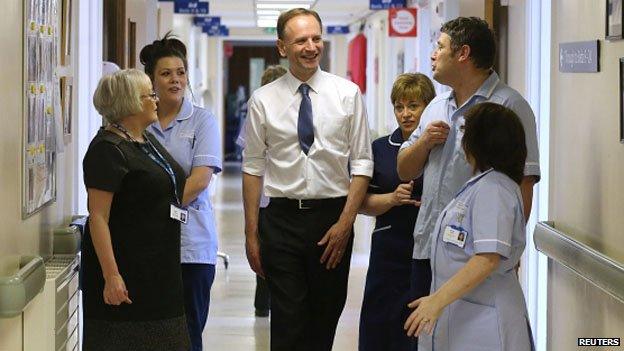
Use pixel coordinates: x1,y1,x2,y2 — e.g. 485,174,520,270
389,8,417,37
347,33,367,94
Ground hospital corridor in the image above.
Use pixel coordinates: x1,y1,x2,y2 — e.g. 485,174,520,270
0,0,623,351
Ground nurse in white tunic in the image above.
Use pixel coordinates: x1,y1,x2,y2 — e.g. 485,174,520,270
404,102,535,351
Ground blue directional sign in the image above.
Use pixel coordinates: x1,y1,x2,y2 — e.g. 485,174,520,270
204,25,229,36
175,1,209,14
327,26,350,34
370,0,406,10
193,16,220,26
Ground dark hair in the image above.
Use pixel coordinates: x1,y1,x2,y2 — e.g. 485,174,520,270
139,31,188,78
277,8,323,40
440,17,496,70
461,102,526,184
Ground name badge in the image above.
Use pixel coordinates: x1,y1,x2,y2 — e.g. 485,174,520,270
170,204,188,224
443,225,467,248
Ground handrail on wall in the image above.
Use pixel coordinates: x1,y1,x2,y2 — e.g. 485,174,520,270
534,221,624,303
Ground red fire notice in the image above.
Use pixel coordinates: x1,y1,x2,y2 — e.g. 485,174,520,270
388,8,417,37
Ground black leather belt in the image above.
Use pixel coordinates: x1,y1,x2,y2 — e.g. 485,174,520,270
269,197,347,210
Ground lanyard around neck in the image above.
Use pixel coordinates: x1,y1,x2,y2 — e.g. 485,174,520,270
112,123,181,205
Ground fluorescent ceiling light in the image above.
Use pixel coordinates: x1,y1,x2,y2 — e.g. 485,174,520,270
257,15,279,21
257,19,278,27
257,9,282,15
257,3,311,9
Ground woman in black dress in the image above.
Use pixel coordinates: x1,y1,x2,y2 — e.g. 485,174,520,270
82,69,190,350
359,73,436,351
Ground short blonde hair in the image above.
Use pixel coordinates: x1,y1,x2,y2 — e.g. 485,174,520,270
390,73,436,106
93,69,151,123
261,65,287,86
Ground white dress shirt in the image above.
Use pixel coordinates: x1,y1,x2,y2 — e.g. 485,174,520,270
242,69,373,199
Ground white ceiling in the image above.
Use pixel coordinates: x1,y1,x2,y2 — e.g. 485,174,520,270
206,0,372,28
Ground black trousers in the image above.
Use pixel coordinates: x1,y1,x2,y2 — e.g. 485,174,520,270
408,259,432,351
255,209,271,311
255,274,271,310
260,197,353,351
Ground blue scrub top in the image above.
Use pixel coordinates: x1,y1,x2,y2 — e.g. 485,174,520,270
149,98,223,264
420,169,534,351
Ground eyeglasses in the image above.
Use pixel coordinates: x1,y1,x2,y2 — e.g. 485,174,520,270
141,92,158,101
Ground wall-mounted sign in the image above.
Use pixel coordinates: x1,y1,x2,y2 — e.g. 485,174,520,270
193,16,220,26
204,25,229,36
559,40,600,73
370,0,406,10
174,1,209,15
389,8,417,37
327,26,350,35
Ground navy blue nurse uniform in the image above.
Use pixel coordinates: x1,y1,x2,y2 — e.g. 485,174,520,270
359,128,423,351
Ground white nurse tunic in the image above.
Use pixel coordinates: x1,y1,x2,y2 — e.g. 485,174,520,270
419,169,535,351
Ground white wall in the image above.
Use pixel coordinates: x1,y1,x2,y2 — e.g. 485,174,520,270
158,1,174,37
0,0,101,349
75,0,104,216
330,35,348,79
547,0,624,349
0,4,30,346
506,0,527,94
127,0,159,70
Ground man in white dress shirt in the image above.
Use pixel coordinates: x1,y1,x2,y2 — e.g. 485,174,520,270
242,8,373,351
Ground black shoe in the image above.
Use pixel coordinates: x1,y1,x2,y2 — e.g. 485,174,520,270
255,308,270,317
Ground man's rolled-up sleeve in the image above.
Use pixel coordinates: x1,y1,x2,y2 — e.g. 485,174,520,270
348,90,373,177
242,97,267,176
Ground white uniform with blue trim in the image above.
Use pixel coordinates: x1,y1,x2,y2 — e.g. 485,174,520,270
149,98,223,264
419,169,534,351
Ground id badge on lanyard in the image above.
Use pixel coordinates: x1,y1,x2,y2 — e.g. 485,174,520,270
170,204,188,224
143,142,188,224
112,123,188,223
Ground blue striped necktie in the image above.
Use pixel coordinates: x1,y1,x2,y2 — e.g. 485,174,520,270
297,84,314,155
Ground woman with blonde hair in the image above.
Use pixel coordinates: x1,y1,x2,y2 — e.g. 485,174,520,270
359,73,435,351
82,69,189,350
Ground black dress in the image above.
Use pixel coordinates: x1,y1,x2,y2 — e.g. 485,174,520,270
81,129,190,351
359,128,423,351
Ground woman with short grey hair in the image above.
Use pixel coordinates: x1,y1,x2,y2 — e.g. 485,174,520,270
82,68,190,350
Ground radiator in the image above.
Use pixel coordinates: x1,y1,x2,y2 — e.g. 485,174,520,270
23,255,80,351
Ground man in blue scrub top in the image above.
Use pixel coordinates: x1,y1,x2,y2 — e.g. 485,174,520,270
397,17,540,339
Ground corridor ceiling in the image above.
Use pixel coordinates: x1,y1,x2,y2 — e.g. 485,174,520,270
207,0,372,28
